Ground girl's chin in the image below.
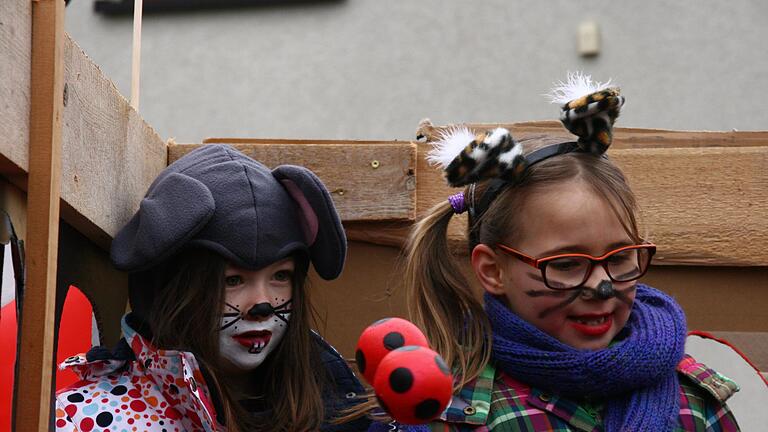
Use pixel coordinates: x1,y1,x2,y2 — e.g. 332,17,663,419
548,324,617,350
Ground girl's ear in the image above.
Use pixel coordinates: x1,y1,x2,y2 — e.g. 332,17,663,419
470,244,506,296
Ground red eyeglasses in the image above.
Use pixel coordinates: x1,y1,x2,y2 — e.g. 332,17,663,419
496,243,656,290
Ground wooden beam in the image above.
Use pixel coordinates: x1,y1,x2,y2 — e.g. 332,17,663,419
416,120,768,149
0,2,167,252
15,0,64,429
341,143,768,266
0,0,32,171
169,142,417,221
59,35,167,249
612,147,767,266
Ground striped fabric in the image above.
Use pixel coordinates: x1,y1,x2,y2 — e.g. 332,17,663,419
425,356,739,431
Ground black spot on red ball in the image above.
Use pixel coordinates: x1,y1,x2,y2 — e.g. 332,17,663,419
355,349,366,374
96,412,114,427
434,355,450,376
389,367,414,393
383,332,405,350
414,399,441,420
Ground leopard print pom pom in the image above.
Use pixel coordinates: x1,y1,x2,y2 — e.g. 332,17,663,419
427,127,526,187
548,72,625,154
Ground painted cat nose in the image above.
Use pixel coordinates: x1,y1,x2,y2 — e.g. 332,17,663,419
246,303,274,319
595,280,615,300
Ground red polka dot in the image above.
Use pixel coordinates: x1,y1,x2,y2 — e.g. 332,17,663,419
164,407,182,420
128,389,142,398
64,404,77,418
56,419,66,427
127,418,135,425
130,400,147,412
79,417,94,432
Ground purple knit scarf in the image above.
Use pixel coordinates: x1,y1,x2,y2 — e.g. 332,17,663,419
486,284,687,432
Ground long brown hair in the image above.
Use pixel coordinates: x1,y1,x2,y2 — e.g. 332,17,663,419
141,248,326,431
406,136,642,389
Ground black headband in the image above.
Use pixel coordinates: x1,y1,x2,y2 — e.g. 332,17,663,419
471,141,582,220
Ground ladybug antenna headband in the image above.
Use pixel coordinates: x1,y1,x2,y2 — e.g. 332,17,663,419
428,71,625,218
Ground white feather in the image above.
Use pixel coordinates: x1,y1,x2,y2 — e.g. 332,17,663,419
426,126,475,168
546,71,616,105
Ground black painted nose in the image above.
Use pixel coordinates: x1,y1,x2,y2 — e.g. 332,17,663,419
247,303,274,319
596,280,615,300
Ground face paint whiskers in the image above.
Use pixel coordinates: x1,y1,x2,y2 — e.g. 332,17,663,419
221,302,243,331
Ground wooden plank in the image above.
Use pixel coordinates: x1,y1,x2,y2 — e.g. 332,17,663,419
203,137,406,145
642,266,768,333
0,0,32,172
169,142,417,221
613,147,767,266
406,144,768,266
15,0,64,429
59,35,167,248
416,120,768,150
1,7,167,252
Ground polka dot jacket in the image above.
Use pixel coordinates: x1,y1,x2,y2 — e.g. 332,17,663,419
55,317,222,432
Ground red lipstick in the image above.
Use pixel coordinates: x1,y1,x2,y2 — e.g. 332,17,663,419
567,313,613,336
233,330,272,349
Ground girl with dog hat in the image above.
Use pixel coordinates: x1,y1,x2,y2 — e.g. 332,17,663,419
54,145,370,431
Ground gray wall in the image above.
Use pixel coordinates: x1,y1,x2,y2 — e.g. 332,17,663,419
65,1,768,143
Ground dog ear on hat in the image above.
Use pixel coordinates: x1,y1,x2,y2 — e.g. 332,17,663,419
111,172,216,272
271,165,346,280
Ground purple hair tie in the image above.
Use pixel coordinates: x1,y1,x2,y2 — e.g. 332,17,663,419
448,192,466,214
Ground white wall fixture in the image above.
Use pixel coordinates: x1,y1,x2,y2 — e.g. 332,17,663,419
577,20,601,57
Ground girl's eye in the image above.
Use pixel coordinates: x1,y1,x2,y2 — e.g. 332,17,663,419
273,270,292,283
224,275,243,287
549,259,583,271
606,251,633,263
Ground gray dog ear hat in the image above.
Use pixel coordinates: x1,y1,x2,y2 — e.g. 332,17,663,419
110,144,346,280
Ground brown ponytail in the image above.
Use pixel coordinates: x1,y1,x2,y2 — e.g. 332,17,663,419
404,200,492,389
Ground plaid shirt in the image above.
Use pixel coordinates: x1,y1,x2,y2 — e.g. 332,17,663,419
422,355,740,432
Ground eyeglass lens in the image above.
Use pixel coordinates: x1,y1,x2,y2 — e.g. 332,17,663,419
544,248,651,289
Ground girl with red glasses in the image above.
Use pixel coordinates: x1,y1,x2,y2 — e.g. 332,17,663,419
370,74,740,431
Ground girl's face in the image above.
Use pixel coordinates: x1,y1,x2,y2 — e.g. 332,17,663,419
474,180,637,350
218,258,294,372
